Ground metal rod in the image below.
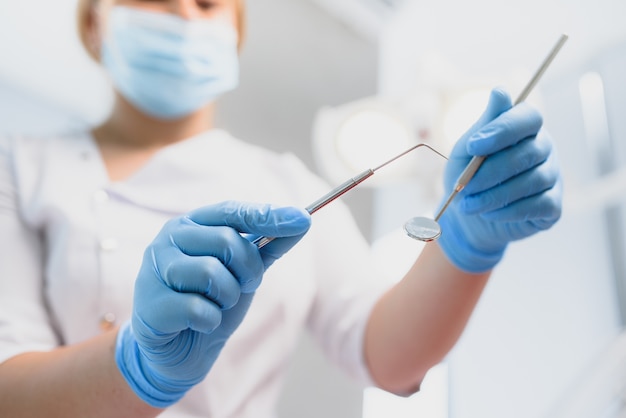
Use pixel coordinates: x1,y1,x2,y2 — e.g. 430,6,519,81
253,143,448,248
305,169,375,214
372,143,448,172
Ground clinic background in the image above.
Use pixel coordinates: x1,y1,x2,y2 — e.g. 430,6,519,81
1,0,626,417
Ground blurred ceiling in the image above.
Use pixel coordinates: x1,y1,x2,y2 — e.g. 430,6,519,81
309,0,406,41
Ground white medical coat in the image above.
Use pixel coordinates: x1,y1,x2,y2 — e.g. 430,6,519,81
0,130,392,417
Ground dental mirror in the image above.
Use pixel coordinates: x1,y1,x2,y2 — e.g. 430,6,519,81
404,216,441,242
403,33,568,243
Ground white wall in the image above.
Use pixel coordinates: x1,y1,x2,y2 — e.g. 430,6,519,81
0,0,113,127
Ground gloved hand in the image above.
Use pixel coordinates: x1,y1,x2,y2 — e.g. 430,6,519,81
437,88,562,273
115,201,311,407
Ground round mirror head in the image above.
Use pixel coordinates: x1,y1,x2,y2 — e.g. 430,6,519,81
403,216,441,242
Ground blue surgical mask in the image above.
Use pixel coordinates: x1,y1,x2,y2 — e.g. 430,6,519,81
101,6,239,120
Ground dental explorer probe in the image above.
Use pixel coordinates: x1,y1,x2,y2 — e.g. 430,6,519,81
252,143,448,248
432,33,569,224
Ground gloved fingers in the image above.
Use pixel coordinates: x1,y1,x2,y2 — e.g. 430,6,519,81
160,255,241,310
449,88,513,159
477,175,563,225
461,153,560,214
167,220,265,293
462,131,552,194
134,290,223,336
216,292,256,331
258,232,309,269
466,103,544,157
187,201,311,239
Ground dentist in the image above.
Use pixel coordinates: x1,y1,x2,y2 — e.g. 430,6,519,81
0,1,562,417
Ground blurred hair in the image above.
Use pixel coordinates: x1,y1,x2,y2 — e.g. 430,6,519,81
76,0,246,61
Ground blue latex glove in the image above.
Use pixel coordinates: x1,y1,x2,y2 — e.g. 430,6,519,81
116,201,311,407
437,88,562,273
